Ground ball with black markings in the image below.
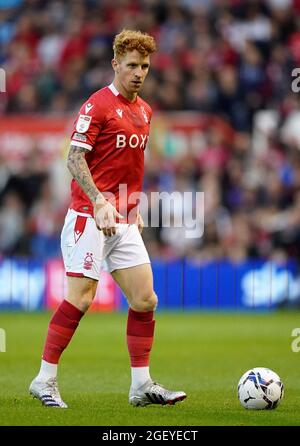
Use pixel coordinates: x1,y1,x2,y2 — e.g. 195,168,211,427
238,367,284,410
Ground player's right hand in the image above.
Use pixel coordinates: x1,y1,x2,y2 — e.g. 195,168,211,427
93,195,124,237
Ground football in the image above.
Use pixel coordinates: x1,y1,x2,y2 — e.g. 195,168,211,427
238,367,284,410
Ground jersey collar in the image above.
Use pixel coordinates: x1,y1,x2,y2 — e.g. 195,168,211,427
108,82,137,104
108,83,119,96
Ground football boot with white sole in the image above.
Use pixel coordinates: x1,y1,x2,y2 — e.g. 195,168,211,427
29,377,68,408
129,380,186,407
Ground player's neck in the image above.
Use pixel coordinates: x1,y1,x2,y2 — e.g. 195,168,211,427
113,80,137,103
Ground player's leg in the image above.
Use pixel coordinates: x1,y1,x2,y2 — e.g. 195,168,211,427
112,263,156,386
29,210,102,408
29,276,98,407
112,263,186,406
38,276,97,371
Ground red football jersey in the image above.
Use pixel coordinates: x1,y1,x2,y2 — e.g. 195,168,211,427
69,83,152,222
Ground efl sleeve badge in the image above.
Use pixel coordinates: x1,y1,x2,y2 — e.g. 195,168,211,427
76,114,92,133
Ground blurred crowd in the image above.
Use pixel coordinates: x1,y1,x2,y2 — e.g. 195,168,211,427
1,0,300,262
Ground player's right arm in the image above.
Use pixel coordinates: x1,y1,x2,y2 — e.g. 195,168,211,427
67,144,122,237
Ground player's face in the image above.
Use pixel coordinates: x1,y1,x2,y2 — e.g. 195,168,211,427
113,50,150,99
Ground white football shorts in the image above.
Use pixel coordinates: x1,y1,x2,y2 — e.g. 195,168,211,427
61,209,150,280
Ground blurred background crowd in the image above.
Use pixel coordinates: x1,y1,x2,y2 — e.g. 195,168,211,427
1,0,300,263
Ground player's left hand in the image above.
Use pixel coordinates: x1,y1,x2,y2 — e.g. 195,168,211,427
135,212,144,234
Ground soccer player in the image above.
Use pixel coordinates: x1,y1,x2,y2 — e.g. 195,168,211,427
29,29,186,408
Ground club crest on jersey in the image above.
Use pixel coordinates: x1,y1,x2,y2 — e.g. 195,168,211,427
116,108,123,118
76,114,92,133
140,106,148,123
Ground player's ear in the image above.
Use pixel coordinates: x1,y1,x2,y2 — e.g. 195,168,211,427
112,59,119,74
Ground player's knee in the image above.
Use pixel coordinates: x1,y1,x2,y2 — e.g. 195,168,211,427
67,278,97,313
151,292,158,310
78,292,94,312
68,292,94,313
135,291,157,312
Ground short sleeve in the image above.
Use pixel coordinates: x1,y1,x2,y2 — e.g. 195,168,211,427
70,95,104,151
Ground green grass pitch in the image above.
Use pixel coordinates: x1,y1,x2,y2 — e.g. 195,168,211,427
0,310,300,426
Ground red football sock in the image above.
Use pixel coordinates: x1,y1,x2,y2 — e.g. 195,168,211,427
126,308,155,367
42,300,84,364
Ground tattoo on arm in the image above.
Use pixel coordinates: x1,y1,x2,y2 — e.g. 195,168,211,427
67,145,100,204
